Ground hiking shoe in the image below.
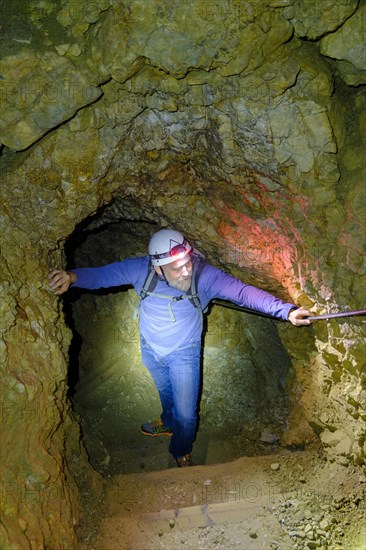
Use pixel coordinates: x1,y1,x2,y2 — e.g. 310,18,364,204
173,454,193,467
141,417,173,437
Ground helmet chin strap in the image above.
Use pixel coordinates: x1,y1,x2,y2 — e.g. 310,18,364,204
159,266,170,285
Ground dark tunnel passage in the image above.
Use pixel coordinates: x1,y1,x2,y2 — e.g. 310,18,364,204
62,212,298,476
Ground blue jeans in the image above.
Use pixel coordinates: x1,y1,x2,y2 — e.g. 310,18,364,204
140,336,201,458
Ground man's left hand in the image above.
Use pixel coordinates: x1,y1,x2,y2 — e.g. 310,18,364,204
288,307,312,326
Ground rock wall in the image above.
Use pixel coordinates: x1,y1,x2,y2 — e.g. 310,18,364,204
0,0,365,547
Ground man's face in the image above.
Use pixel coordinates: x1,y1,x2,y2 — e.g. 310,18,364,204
155,255,193,292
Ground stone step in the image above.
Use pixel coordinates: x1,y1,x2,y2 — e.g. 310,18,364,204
135,497,267,530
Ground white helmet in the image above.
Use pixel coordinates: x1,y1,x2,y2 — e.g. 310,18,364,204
149,229,192,266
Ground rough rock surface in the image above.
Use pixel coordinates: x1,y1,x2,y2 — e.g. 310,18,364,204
320,3,366,85
280,0,359,40
0,1,365,547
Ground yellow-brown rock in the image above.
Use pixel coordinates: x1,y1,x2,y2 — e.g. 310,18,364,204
0,1,365,547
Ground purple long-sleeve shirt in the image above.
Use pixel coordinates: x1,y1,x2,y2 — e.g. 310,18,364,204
71,256,295,357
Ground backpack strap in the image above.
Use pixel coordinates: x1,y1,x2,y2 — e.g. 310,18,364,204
133,262,157,319
187,255,206,312
140,262,157,300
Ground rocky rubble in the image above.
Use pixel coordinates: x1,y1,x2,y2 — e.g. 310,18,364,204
274,492,365,549
267,456,366,550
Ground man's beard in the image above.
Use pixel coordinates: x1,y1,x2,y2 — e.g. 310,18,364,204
168,277,192,292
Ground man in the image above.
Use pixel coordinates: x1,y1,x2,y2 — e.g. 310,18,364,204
49,229,312,467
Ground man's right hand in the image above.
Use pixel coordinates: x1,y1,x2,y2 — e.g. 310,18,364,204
48,268,76,295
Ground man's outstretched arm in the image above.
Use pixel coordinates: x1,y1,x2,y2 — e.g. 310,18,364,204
201,264,313,327
48,257,149,295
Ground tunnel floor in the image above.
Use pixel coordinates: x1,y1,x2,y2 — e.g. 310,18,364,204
76,448,365,550
83,424,292,476
76,400,294,476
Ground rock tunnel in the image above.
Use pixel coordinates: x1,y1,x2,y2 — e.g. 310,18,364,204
0,1,365,548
